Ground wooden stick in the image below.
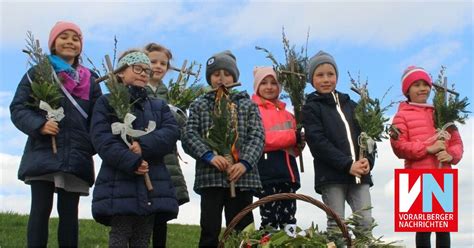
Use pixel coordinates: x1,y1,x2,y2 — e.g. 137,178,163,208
432,83,459,96
52,136,57,154
95,64,127,83
208,82,241,93
170,66,198,76
279,69,306,77
144,173,153,191
225,154,236,198
350,86,376,104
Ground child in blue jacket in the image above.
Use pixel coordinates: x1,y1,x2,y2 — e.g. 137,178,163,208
90,50,179,247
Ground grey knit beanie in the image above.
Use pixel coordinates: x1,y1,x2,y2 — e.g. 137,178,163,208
205,50,240,85
307,50,338,83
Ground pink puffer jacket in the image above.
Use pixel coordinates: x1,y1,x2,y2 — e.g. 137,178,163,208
251,94,299,155
390,102,463,169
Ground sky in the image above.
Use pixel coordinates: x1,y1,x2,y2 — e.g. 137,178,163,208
1,0,473,247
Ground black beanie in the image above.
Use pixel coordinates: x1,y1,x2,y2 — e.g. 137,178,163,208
205,50,240,85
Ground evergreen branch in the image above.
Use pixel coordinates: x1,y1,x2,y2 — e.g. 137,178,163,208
167,60,207,112
432,66,470,129
350,71,394,142
23,31,63,109
255,27,308,128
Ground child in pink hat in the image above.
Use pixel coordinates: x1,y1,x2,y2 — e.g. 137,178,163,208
251,66,302,230
390,65,463,247
10,21,102,247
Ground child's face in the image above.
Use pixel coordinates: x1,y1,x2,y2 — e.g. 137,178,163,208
53,30,81,64
408,80,431,103
258,75,279,101
118,63,151,88
210,69,234,88
312,63,337,94
148,51,169,81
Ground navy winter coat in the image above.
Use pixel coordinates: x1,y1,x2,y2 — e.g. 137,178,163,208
90,87,179,226
302,91,375,194
10,67,102,186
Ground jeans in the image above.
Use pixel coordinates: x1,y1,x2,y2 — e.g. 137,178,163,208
320,183,373,236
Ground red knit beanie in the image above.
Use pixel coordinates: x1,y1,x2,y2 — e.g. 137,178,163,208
401,66,432,95
48,21,83,53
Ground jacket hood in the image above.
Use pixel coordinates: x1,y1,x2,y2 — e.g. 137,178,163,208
397,101,434,112
251,94,287,110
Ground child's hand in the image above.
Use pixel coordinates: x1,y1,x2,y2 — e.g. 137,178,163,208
359,158,370,175
427,140,446,154
349,160,366,178
134,160,149,175
436,151,453,163
40,120,59,135
227,163,246,182
129,141,142,155
211,155,231,171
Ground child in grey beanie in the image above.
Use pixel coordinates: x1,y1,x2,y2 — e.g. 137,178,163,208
302,50,375,236
306,50,338,83
205,50,240,85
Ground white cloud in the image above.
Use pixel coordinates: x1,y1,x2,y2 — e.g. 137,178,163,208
1,1,471,50
398,41,464,72
226,1,471,47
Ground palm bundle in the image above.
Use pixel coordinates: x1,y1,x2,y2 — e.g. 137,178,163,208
432,66,469,130
350,72,393,183
205,85,239,197
167,61,206,113
102,55,155,191
23,31,64,154
256,27,308,172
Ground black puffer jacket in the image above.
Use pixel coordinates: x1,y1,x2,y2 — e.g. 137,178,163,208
302,91,374,193
10,67,102,186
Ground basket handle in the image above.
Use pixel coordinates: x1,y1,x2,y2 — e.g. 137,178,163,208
218,193,352,247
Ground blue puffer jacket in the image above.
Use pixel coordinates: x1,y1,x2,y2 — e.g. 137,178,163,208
90,86,179,226
10,67,102,186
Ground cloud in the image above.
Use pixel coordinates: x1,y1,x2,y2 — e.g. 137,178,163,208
1,1,471,50
226,1,471,47
398,41,464,72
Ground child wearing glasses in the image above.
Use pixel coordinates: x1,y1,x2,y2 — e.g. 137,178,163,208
90,49,179,247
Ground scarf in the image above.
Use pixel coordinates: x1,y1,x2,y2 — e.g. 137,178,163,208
48,55,91,100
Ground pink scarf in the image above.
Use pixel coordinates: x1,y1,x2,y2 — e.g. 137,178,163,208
57,65,91,100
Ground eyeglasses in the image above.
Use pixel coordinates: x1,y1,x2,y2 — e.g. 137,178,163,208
131,65,152,76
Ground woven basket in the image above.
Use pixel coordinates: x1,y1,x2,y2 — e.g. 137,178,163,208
218,193,352,248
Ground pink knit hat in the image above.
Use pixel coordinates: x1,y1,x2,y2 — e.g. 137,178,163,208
401,66,432,95
253,66,282,94
48,21,83,53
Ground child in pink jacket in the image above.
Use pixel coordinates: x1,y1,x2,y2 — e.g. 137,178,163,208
251,66,301,230
390,66,463,247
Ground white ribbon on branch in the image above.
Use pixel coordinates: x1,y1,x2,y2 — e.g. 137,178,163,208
39,100,64,122
111,113,156,147
425,122,455,144
359,132,376,154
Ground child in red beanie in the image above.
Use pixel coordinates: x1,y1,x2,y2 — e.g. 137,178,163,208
10,21,102,247
390,65,463,247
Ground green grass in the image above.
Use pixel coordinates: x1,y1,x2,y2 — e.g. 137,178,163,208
0,212,200,247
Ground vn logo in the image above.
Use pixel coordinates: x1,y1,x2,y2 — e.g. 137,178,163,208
394,169,458,232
